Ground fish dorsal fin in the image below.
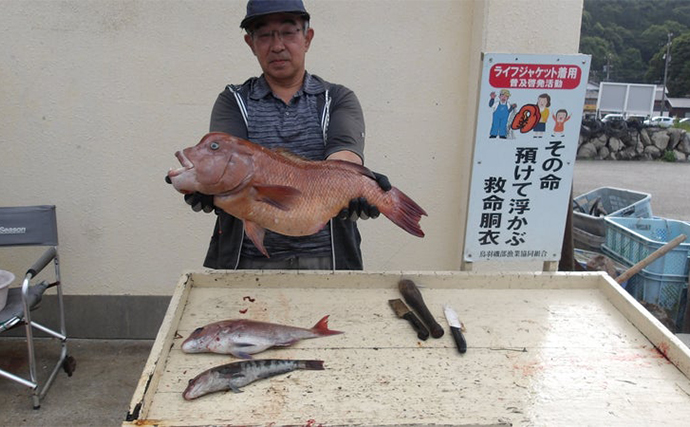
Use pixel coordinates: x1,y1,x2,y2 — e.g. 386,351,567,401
253,184,302,211
274,147,308,163
324,160,376,180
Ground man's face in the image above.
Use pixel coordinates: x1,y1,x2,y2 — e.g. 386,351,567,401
244,14,314,85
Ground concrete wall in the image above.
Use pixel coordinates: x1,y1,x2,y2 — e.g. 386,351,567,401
1,0,584,297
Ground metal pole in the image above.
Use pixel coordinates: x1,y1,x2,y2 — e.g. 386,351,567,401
661,33,672,117
605,54,611,81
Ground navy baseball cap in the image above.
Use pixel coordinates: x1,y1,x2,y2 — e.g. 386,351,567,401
240,0,310,29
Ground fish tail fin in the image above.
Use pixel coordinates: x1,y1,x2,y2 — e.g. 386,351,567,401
311,315,344,336
300,360,326,370
381,187,427,237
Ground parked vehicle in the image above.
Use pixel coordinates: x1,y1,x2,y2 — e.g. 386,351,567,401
626,115,648,123
679,118,690,124
643,116,674,128
601,113,625,123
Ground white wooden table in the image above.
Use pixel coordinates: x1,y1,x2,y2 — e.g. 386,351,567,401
124,270,690,426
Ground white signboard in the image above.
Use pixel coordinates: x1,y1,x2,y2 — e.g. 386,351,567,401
464,53,591,263
596,82,656,118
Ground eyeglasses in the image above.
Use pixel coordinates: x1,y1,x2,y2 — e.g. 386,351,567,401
252,26,303,45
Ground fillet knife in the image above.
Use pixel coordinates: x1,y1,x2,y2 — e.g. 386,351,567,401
443,305,467,354
388,299,429,340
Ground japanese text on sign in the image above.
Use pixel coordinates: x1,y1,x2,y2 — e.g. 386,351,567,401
489,64,582,90
464,53,590,263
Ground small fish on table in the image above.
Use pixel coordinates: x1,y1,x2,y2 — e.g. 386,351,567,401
183,359,325,400
181,315,343,359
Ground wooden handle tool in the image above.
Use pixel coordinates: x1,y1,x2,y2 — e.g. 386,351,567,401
616,234,686,284
398,279,444,338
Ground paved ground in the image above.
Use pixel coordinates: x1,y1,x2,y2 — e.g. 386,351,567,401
0,160,688,426
0,338,152,426
572,160,690,222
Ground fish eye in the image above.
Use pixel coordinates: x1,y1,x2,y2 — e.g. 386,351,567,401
210,142,220,150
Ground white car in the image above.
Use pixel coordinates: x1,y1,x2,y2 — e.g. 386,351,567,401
679,118,690,124
643,116,674,128
601,113,625,123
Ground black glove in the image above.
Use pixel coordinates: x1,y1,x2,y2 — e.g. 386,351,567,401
373,172,392,191
184,193,216,213
165,174,217,214
337,172,391,221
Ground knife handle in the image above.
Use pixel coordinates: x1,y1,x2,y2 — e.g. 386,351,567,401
399,279,445,338
450,326,467,353
402,312,430,340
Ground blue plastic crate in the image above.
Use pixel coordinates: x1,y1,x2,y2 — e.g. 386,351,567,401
573,187,652,236
603,217,690,277
603,248,687,331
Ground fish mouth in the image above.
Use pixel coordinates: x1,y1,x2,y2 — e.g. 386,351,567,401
168,150,194,178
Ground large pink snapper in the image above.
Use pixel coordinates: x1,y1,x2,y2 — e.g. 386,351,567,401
181,315,343,359
166,132,427,257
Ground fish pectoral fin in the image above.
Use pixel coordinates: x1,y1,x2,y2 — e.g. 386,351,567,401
231,342,258,359
243,220,269,258
229,375,245,393
231,351,254,359
234,342,257,347
253,184,301,211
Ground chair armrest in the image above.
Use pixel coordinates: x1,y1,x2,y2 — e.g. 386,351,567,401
26,247,57,278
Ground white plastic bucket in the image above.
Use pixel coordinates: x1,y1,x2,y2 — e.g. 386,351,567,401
0,270,16,311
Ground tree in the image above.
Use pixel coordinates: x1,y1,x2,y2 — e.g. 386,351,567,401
640,22,688,63
579,36,613,81
580,0,690,84
614,48,647,83
646,32,690,97
668,32,690,96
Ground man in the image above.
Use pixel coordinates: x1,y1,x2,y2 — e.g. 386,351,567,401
488,89,516,139
184,0,389,270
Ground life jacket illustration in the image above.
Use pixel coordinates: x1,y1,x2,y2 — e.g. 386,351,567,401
511,104,541,133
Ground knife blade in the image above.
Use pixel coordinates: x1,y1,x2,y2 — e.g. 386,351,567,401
443,305,467,354
388,299,429,340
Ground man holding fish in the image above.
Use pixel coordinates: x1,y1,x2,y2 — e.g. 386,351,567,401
168,0,426,270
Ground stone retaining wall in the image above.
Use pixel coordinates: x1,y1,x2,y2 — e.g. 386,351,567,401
577,120,690,161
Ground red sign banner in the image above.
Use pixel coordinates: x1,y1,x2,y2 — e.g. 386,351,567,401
489,63,582,90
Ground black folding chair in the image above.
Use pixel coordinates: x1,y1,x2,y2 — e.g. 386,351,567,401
0,205,75,408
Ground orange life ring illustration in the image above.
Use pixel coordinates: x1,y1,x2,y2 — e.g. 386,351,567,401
511,104,541,133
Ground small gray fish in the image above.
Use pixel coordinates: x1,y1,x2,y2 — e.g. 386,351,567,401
182,359,325,400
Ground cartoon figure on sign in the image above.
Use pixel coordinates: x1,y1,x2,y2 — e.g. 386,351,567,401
552,109,570,137
533,93,551,138
489,89,517,139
